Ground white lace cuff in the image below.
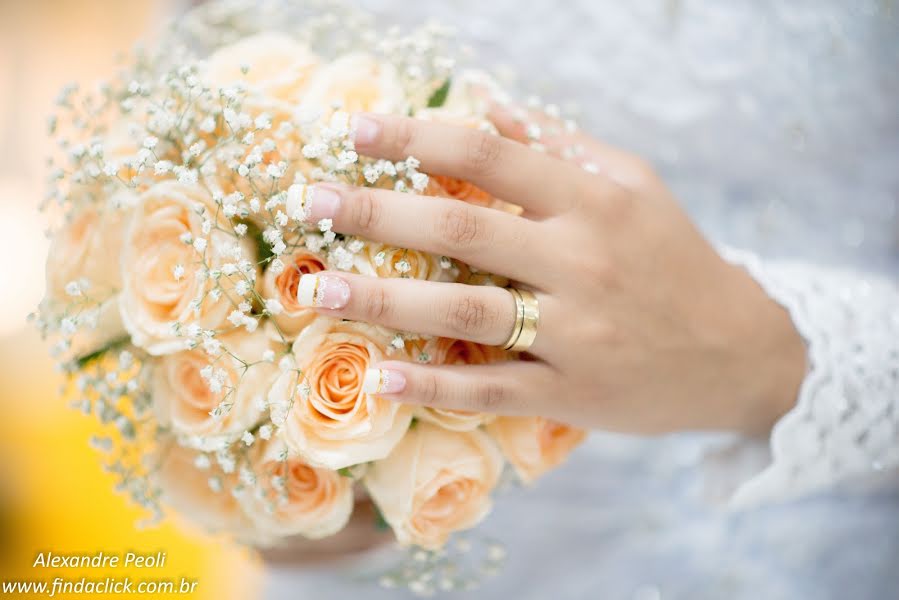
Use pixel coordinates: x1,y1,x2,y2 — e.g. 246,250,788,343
717,247,899,508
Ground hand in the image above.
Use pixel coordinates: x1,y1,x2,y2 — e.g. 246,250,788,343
295,106,807,436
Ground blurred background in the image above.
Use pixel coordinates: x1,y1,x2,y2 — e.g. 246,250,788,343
0,1,261,597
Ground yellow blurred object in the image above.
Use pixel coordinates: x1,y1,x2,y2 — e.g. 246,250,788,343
0,1,263,598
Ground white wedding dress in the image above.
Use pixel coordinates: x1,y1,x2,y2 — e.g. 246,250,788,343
264,1,899,598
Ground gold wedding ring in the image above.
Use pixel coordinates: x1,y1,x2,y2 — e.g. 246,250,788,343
502,288,539,352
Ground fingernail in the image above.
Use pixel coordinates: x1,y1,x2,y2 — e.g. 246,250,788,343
351,114,381,146
304,185,341,223
362,368,406,395
296,273,350,309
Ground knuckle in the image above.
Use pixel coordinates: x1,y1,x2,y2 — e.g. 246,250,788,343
590,319,620,346
464,130,502,177
436,205,484,251
565,252,618,290
349,188,382,233
599,184,638,225
391,118,417,157
361,285,392,321
471,381,507,412
417,372,442,406
443,293,494,337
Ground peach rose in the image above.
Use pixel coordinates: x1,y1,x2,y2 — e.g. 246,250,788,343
203,32,319,103
356,243,451,282
154,441,256,540
240,439,353,540
364,422,504,550
120,181,254,355
300,53,405,115
152,330,279,447
415,338,507,431
269,318,413,469
486,417,586,484
258,247,326,339
44,192,134,357
201,99,315,204
45,193,132,303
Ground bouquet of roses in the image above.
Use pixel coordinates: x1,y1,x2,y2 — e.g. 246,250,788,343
34,0,585,590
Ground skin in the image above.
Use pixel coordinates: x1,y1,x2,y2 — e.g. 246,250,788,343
306,106,808,437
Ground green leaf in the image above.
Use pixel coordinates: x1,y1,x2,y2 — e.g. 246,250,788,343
74,336,130,369
426,78,451,108
373,504,390,531
241,219,274,264
337,467,354,478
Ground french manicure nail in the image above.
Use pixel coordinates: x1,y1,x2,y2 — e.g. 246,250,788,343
305,185,341,223
296,273,350,309
351,114,381,146
362,368,407,395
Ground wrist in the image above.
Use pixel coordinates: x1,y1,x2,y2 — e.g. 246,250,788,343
727,266,808,436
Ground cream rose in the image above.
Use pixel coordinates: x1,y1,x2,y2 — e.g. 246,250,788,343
154,441,256,540
45,194,131,303
269,318,413,469
300,53,405,115
355,243,451,282
152,329,279,447
414,338,507,431
120,181,254,355
203,31,319,103
364,422,504,550
239,439,353,540
258,247,326,339
44,193,135,356
486,417,586,484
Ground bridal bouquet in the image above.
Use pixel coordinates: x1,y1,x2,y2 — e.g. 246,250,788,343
34,0,584,590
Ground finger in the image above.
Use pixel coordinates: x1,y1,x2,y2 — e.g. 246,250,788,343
351,112,589,217
487,101,647,188
361,360,555,416
295,271,552,356
300,183,550,286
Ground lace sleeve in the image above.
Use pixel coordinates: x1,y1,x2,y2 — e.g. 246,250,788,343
717,247,899,508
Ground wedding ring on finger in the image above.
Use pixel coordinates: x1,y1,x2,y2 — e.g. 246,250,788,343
502,288,539,352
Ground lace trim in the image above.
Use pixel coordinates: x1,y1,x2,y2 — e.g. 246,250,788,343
719,247,899,508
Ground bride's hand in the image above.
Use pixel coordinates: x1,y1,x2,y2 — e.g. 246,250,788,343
294,108,807,435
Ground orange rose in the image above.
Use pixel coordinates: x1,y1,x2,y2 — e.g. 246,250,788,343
427,175,492,206
259,247,327,339
415,338,508,431
486,417,586,484
364,422,503,550
239,439,354,540
269,319,413,469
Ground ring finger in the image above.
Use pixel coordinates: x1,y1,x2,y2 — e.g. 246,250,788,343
294,271,552,356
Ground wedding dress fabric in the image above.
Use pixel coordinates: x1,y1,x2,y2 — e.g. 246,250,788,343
265,1,899,597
